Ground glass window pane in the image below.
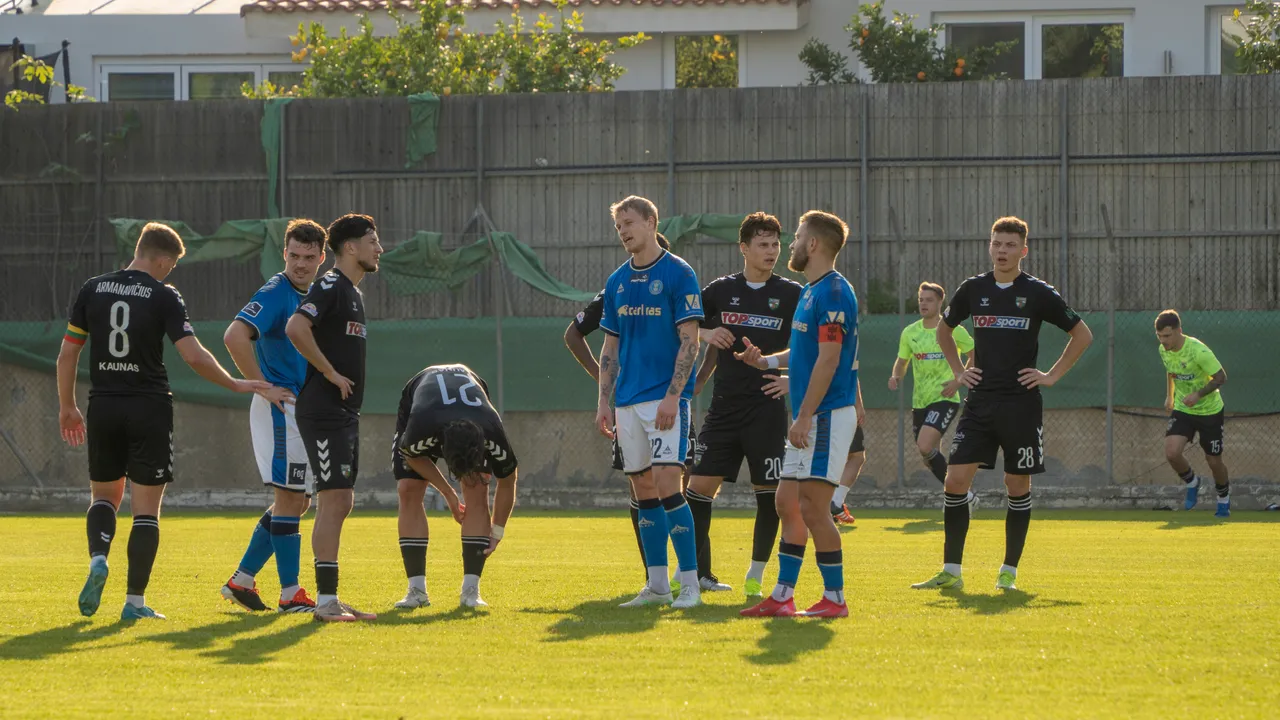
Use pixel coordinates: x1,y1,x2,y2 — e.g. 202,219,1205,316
946,23,1025,79
188,71,255,100
676,34,739,89
268,71,303,89
1220,14,1253,75
1041,23,1124,79
107,72,175,101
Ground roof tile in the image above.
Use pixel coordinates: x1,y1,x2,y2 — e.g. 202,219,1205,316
241,0,803,16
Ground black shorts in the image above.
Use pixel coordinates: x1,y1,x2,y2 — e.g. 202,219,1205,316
691,401,787,485
612,420,696,472
86,395,174,485
948,392,1044,475
847,425,865,455
392,431,424,480
1166,410,1225,456
912,401,960,439
297,414,360,491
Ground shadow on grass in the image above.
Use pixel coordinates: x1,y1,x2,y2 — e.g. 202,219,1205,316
883,519,944,534
1156,514,1232,531
744,617,835,666
923,589,1082,616
526,595,661,643
0,620,130,661
144,613,280,653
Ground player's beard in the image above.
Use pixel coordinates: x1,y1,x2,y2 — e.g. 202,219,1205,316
359,258,379,272
787,246,808,273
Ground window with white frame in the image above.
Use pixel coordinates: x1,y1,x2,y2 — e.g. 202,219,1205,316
1212,8,1257,75
938,12,1131,80
100,62,301,101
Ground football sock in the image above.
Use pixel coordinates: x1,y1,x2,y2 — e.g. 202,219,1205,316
461,536,490,580
1216,482,1230,502
125,594,145,608
126,515,159,597
269,515,302,591
943,492,970,567
1003,492,1032,569
1000,563,1018,579
315,560,339,600
636,498,670,571
747,560,767,584
235,510,274,584
684,489,714,578
816,549,844,604
772,541,805,602
832,484,851,508
662,494,699,575
628,498,646,578
1179,468,1198,485
925,449,948,484
399,536,428,583
86,499,116,558
751,489,779,565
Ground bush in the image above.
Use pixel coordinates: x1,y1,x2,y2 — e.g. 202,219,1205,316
1232,1,1280,74
676,35,738,89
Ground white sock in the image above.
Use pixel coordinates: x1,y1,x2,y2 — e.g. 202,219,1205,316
231,570,255,587
280,584,300,602
823,589,845,604
966,491,976,502
943,563,962,577
125,594,145,608
746,560,767,582
648,566,671,594
317,593,337,606
999,564,1017,578
1218,494,1230,504
408,575,426,592
678,569,699,590
462,574,480,592
1188,475,1202,489
770,584,794,602
832,485,851,507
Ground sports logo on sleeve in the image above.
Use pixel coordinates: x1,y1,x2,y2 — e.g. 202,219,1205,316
685,294,701,311
242,302,263,317
826,311,845,325
300,303,318,317
346,321,367,338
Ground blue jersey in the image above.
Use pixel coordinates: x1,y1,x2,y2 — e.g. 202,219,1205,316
789,270,859,419
599,250,704,407
235,272,308,395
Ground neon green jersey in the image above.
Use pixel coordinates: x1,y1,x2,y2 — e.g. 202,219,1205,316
897,319,974,409
1159,335,1224,416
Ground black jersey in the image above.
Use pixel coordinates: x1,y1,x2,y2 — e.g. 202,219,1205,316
700,273,803,410
941,271,1081,398
396,364,518,478
572,290,605,336
294,268,368,418
65,269,194,398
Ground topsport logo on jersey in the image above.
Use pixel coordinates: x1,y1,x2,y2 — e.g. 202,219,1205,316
972,315,1030,330
720,312,783,330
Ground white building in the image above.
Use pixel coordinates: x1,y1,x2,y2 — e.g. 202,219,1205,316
0,0,1258,103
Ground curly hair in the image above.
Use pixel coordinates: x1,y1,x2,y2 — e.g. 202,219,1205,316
440,420,488,479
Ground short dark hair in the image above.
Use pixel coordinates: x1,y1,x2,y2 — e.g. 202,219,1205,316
798,210,849,254
1155,309,1181,331
135,222,186,261
441,420,488,479
656,232,670,251
610,195,659,224
991,216,1029,244
919,281,945,300
285,219,327,250
739,212,782,245
327,213,376,255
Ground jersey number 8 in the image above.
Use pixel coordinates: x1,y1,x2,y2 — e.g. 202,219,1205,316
109,301,131,358
435,372,483,407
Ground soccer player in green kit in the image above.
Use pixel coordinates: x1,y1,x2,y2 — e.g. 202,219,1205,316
887,282,978,513
1155,310,1230,517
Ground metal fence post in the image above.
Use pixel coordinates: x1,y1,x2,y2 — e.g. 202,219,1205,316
890,207,906,488
859,92,870,311
1059,85,1070,296
1101,204,1116,482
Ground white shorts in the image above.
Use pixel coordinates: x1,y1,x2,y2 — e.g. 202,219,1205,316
249,394,313,495
782,405,858,485
615,398,691,475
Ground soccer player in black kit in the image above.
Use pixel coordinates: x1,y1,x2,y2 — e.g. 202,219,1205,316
395,364,519,608
57,223,272,620
686,212,802,598
286,213,383,622
913,216,1092,592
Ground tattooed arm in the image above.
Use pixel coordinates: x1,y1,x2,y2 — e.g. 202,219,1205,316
1184,368,1227,408
656,320,699,431
595,333,620,439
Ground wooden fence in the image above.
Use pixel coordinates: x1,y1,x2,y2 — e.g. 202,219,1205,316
1,75,1277,322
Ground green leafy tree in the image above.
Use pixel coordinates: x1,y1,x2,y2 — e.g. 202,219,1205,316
4,55,91,109
799,38,857,85
243,0,648,98
676,35,738,89
1230,1,1280,74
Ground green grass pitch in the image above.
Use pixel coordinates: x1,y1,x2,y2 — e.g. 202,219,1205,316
1,509,1277,718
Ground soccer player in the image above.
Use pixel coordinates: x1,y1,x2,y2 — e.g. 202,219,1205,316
595,195,704,609
58,222,272,620
886,281,978,509
1155,310,1230,517
828,384,866,525
395,364,517,608
686,212,801,598
738,210,859,619
913,216,1092,593
286,213,383,622
220,219,328,613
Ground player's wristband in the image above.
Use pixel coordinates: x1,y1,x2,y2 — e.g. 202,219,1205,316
767,355,780,370
490,525,505,541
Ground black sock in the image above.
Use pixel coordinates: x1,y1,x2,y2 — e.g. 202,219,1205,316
315,561,339,596
752,489,780,563
1178,468,1196,483
925,449,948,484
399,537,428,579
685,489,714,579
125,515,159,596
1003,492,1032,568
87,499,117,558
629,499,646,579
1216,482,1230,499
943,492,970,566
461,536,490,578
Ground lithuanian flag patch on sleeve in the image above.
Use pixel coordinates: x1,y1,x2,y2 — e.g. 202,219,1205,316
65,324,88,345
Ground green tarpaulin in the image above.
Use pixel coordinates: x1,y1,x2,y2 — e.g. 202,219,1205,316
404,92,440,167
261,98,294,219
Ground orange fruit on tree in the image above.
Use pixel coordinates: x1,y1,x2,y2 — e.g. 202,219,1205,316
917,71,926,80
861,27,870,37
954,67,963,77
956,58,966,68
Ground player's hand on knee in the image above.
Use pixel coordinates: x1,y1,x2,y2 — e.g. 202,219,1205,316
762,374,789,398
324,370,355,399
484,535,501,556
656,396,678,431
59,406,86,447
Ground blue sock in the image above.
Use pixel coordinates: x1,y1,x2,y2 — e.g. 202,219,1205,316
237,510,274,577
269,515,302,590
816,549,844,591
636,498,669,569
777,541,805,588
662,494,698,573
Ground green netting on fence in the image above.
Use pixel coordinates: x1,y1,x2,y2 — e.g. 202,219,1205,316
2,312,1275,415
